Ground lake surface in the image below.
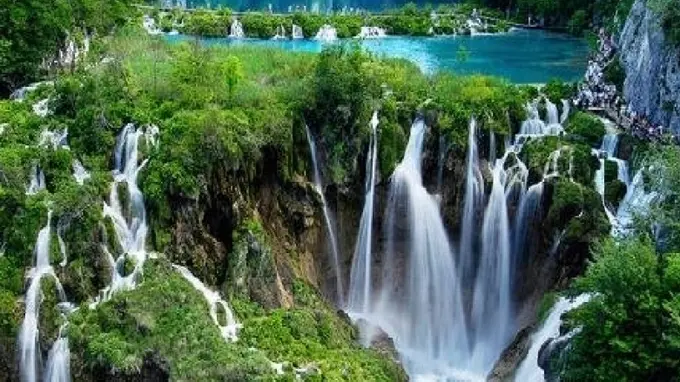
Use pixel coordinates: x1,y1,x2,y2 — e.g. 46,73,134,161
167,29,588,84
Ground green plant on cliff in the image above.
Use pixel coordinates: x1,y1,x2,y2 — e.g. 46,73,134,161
565,112,605,148
560,238,680,381
650,0,680,46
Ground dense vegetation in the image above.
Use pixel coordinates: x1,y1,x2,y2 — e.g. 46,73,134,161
150,3,510,39
0,0,135,95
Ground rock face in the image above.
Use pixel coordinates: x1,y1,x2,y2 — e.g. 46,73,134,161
619,0,680,135
488,325,534,381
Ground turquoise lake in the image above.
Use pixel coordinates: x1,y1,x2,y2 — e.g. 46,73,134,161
166,29,589,84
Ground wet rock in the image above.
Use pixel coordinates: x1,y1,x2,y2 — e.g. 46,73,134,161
354,318,401,363
488,325,534,382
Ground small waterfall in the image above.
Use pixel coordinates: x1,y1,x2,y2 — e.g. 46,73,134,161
470,158,512,372
173,265,241,342
513,295,591,382
459,119,485,287
272,25,286,40
39,128,68,150
143,15,162,35
356,26,387,38
377,119,469,378
33,99,50,118
519,102,547,136
545,99,559,126
93,124,153,305
560,99,570,124
304,124,344,306
315,24,337,41
347,112,380,313
26,165,46,195
512,181,543,272
292,24,304,39
18,211,69,382
72,160,90,185
616,169,657,235
229,18,244,38
601,133,619,158
44,325,71,382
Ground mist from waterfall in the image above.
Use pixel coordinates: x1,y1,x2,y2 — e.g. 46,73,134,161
304,124,344,307
347,111,379,313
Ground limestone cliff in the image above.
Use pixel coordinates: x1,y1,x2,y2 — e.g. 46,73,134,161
619,0,680,134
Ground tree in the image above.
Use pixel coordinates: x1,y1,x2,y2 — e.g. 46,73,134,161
223,56,244,102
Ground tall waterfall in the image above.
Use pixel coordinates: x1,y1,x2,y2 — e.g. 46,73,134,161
94,124,152,304
229,18,244,38
304,124,344,306
18,211,70,382
459,119,484,287
376,119,469,378
347,112,379,312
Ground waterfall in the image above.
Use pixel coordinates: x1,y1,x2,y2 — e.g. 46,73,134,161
436,135,450,194
545,99,559,126
26,165,46,195
356,26,387,38
18,211,69,382
470,158,512,372
93,124,153,305
616,169,657,235
519,102,547,136
39,128,68,150
229,18,244,38
376,119,469,378
173,265,241,342
292,24,304,39
143,15,162,35
33,99,50,118
459,119,485,287
314,25,337,41
601,133,619,157
72,160,90,185
304,124,344,306
560,99,570,124
272,25,286,40
44,325,71,382
347,112,380,313
513,295,591,382
512,181,544,274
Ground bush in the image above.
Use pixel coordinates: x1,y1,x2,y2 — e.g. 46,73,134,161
561,238,680,381
543,79,574,104
565,112,605,148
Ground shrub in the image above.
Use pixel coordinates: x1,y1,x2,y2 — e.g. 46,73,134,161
565,112,605,148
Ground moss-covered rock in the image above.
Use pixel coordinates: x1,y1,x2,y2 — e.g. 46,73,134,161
605,179,627,210
565,112,606,148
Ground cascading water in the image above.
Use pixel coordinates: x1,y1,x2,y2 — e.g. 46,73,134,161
459,119,485,287
72,160,90,185
229,18,244,38
513,295,591,382
26,165,46,195
356,26,387,38
173,265,241,341
374,119,469,379
93,124,152,304
304,124,344,306
18,211,70,382
44,324,71,382
545,99,559,126
470,155,513,372
272,25,286,40
560,100,570,124
347,112,379,313
315,24,338,41
292,24,304,39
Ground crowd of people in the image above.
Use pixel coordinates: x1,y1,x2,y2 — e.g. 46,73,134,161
573,29,671,143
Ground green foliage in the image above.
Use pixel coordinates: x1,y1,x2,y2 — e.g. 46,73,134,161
70,259,274,379
603,55,625,91
562,238,680,381
182,10,231,36
650,0,680,46
567,10,589,36
537,291,558,324
604,178,626,210
0,0,134,94
543,79,574,104
565,112,605,148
